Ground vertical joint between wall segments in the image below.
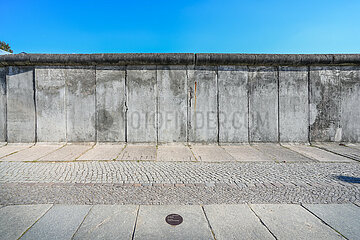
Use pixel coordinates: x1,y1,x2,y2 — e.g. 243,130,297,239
33,67,37,143
216,66,220,144
5,67,8,142
247,66,251,144
277,66,280,143
307,66,311,143
186,66,189,143
156,65,159,144
124,65,128,143
94,66,97,143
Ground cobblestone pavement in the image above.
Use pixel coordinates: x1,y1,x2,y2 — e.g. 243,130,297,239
0,161,359,205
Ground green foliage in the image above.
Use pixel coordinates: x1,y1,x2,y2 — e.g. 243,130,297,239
0,41,13,53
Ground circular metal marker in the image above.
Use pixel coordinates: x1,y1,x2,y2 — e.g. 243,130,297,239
165,214,183,226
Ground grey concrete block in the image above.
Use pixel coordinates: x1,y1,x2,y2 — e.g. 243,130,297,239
249,67,278,142
188,66,218,142
117,144,156,160
157,66,187,142
0,144,33,159
127,66,157,143
77,143,124,160
66,67,96,142
251,204,343,240
218,66,248,143
339,66,360,142
310,67,341,142
38,143,94,161
21,205,91,240
0,204,52,240
252,143,313,162
204,204,274,240
73,205,138,240
7,66,35,142
1,144,63,161
134,205,214,240
96,66,126,142
221,144,273,161
304,204,360,240
35,67,66,142
0,68,6,142
279,67,308,142
190,145,235,162
157,144,195,161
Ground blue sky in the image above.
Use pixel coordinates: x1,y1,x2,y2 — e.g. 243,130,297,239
1,0,360,53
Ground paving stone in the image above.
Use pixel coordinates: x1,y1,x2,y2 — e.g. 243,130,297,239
346,143,360,151
1,144,64,161
73,205,138,240
283,144,355,163
303,204,360,240
0,144,33,159
134,205,214,240
221,145,274,162
190,145,235,162
252,144,314,162
250,204,344,240
38,144,94,161
157,144,195,161
0,204,52,240
21,205,91,240
117,144,156,161
313,142,360,161
203,204,274,240
77,143,124,161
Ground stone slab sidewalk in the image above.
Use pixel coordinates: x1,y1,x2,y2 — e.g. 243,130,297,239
0,204,359,240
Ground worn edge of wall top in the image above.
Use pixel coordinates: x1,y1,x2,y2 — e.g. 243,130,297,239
1,53,360,66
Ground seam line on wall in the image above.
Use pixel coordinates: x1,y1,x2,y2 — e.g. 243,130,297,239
33,67,37,143
156,65,159,144
247,66,250,144
216,65,220,144
124,65,128,143
307,66,311,143
277,66,280,143
94,66,97,142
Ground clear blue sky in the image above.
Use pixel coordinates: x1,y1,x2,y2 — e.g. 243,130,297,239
1,0,360,54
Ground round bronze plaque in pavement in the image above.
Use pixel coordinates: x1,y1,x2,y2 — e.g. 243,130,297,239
165,214,183,226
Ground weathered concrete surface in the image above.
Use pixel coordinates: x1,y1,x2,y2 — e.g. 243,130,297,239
157,144,195,161
0,143,33,159
279,67,308,142
221,145,273,161
339,66,360,142
310,67,341,142
190,145,235,162
0,204,52,240
252,143,313,162
157,66,187,142
188,66,218,142
304,204,360,240
35,67,66,142
1,144,63,161
127,66,157,143
204,204,274,240
96,66,126,142
7,67,35,142
218,66,248,142
283,143,355,162
134,205,214,240
0,68,6,142
21,205,91,240
249,67,278,142
312,142,360,161
77,143,124,160
251,204,343,240
117,144,156,160
73,205,138,240
66,67,96,142
38,143,93,161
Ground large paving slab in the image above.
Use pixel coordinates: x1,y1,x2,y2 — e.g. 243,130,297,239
218,66,248,143
77,143,125,161
0,144,33,159
347,143,360,151
157,144,195,161
38,144,94,161
190,145,235,162
134,205,214,240
157,65,188,142
252,144,314,162
21,205,91,240
221,145,274,161
204,204,274,240
279,67,308,142
7,66,36,143
303,204,360,240
73,205,138,240
1,144,64,161
283,144,355,162
0,204,52,240
250,204,344,240
117,144,156,161
312,142,360,161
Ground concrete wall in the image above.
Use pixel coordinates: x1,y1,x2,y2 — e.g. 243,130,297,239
0,53,359,143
